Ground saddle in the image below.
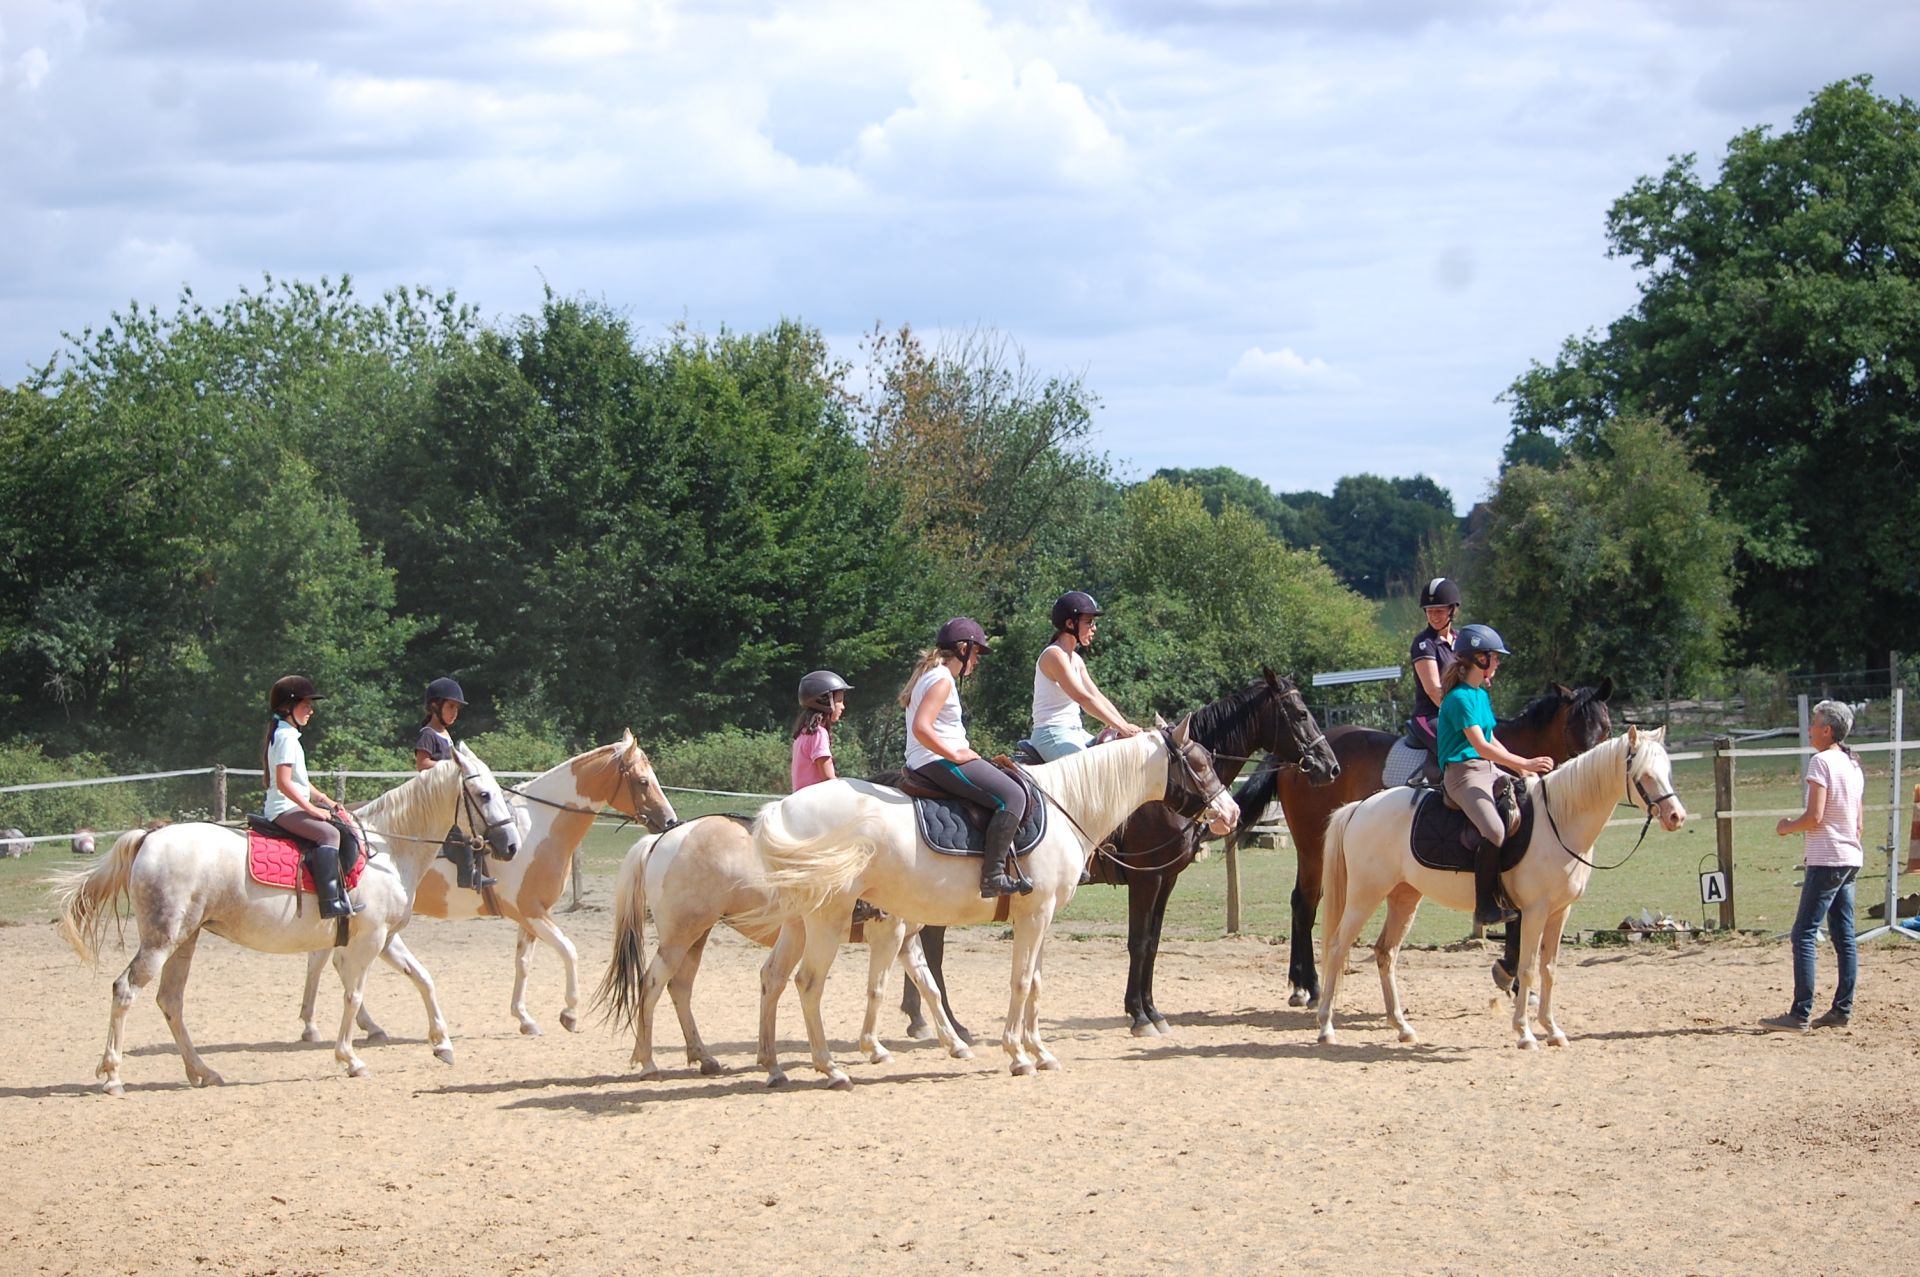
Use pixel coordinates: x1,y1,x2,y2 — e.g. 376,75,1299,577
1406,777,1534,874
245,814,367,892
873,763,1049,858
1385,718,1441,788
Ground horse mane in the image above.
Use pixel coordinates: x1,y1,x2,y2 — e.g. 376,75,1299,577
1535,731,1631,816
1025,731,1159,838
357,753,463,842
1502,689,1570,734
1186,679,1272,753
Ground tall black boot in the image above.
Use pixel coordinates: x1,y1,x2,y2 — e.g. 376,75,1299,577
979,809,1031,898
1472,835,1516,927
307,844,361,920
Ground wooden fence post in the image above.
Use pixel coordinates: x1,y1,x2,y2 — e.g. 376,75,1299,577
212,764,227,823
1713,736,1736,930
1225,840,1241,934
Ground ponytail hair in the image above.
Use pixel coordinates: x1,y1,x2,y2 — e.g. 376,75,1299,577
1440,655,1475,698
792,706,829,740
260,715,284,791
898,648,949,707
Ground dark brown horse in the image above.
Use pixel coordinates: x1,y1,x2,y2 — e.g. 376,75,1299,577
1233,679,1613,1008
906,670,1341,1040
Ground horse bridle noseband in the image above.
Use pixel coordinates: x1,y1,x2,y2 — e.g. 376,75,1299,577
1016,728,1232,873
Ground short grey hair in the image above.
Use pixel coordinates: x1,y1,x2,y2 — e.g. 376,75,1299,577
1811,699,1854,741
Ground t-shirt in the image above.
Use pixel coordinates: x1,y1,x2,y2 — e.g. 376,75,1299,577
791,725,834,792
1409,626,1458,719
415,725,455,763
904,666,968,771
1803,746,1866,868
263,718,310,820
1437,684,1497,767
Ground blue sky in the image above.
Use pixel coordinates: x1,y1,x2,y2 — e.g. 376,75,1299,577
4,0,1917,510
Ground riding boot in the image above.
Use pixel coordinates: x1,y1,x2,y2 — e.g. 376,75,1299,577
1472,835,1516,927
979,809,1031,898
306,844,361,920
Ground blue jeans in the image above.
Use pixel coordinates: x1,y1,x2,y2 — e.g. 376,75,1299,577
1029,723,1092,761
1790,865,1858,1021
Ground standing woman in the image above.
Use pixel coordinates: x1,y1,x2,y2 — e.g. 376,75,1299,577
1766,699,1867,1031
1029,590,1141,760
902,617,1030,898
415,676,491,891
791,670,852,791
1436,625,1554,926
262,674,361,919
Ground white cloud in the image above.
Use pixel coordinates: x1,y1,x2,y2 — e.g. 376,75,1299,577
1227,345,1357,395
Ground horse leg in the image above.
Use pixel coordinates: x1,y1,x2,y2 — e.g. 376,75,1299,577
898,928,971,1059
303,946,382,1043
1004,907,1052,1075
1373,886,1423,1044
1124,875,1157,1036
1536,908,1573,1047
331,941,377,1078
1022,913,1060,1071
792,908,852,1089
376,934,453,1063
758,920,806,1086
522,914,583,1033
857,915,908,1065
154,931,223,1088
1289,856,1324,1007
510,925,542,1036
1317,885,1389,1047
98,936,176,1095
1510,907,1548,1050
633,934,687,1079
1142,871,1176,1032
901,924,932,1038
668,929,723,1075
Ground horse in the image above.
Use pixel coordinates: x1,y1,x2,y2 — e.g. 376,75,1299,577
1315,726,1687,1049
298,731,677,1041
594,815,948,1082
752,719,1240,1087
1234,680,1614,1007
51,745,520,1094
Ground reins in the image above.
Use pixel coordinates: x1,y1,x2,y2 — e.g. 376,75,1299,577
1541,737,1673,871
1018,727,1234,874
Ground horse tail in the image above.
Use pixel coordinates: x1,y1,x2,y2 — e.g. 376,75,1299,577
593,831,661,1033
1319,801,1360,951
49,827,149,966
750,791,884,922
1226,754,1284,852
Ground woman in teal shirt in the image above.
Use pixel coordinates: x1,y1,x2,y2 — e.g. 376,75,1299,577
1438,624,1554,925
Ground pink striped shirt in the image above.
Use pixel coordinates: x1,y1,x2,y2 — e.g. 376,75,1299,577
1802,747,1865,868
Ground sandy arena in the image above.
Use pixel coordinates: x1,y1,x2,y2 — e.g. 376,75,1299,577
2,905,1916,1276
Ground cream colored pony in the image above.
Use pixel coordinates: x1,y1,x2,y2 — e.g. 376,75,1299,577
1316,727,1687,1050
52,746,519,1094
752,722,1239,1087
299,732,676,1039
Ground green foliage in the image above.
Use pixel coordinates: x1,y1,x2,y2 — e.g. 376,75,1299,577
1468,415,1739,701
0,741,159,836
650,725,872,796
1505,76,1920,668
462,720,576,774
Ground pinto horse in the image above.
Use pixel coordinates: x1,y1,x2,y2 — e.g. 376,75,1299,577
299,732,677,1040
51,747,520,1093
1316,727,1686,1048
1235,680,1613,1008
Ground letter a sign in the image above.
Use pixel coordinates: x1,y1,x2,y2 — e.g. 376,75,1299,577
1699,871,1728,905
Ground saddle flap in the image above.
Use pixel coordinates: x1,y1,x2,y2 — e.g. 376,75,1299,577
911,773,1048,858
1407,782,1534,875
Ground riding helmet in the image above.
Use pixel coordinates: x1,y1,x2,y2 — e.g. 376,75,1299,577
1418,577,1462,609
1454,623,1510,659
269,674,323,713
1050,590,1104,631
425,676,468,706
797,669,853,708
935,617,991,654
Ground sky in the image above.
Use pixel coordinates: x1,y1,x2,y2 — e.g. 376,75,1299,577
4,0,1918,512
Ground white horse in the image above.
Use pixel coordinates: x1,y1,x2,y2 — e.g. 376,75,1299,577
595,815,955,1084
299,732,677,1040
752,720,1240,1087
52,745,520,1094
1316,727,1688,1050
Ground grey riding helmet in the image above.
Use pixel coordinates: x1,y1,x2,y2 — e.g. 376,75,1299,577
797,669,853,709
1453,624,1510,663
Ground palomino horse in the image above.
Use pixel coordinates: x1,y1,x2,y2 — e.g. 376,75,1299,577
1315,726,1686,1049
299,732,677,1040
753,720,1240,1087
594,815,951,1083
1235,680,1614,1007
52,746,520,1093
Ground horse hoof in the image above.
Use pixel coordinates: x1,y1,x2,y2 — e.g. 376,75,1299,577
348,1063,370,1078
103,1081,125,1097
826,1072,852,1091
1548,1032,1569,1048
951,1045,973,1060
1316,1029,1336,1046
1011,1060,1036,1077
433,1046,455,1065
1150,1017,1172,1035
1517,1037,1539,1051
560,1010,579,1033
1288,989,1312,1008
1397,1028,1418,1045
699,1058,724,1077
363,1030,391,1046
767,1072,788,1088
1129,1021,1158,1038
520,1022,542,1037
1037,1054,1060,1071
867,1047,892,1066
299,1026,324,1043
904,1021,934,1041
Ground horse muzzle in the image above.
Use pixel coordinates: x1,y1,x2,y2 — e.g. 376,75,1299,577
486,825,521,862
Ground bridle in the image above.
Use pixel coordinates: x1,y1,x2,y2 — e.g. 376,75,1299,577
1544,733,1675,871
505,743,678,834
1025,726,1235,874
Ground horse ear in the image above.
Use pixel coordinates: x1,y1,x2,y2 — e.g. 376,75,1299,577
1170,715,1191,745
1153,712,1169,730
1649,724,1666,743
1263,666,1279,689
1552,682,1572,699
1627,724,1639,748
1594,676,1614,702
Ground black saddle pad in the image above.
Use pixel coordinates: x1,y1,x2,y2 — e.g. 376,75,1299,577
246,813,364,879
911,774,1048,858
1407,783,1534,873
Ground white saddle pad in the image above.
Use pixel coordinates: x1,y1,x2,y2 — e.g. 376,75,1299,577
1382,739,1429,788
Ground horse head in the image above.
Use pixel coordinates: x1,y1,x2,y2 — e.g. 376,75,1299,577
1261,667,1339,786
1626,725,1688,832
609,729,679,834
454,743,523,862
1157,713,1241,837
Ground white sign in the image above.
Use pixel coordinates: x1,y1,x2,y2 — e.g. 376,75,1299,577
1700,871,1728,905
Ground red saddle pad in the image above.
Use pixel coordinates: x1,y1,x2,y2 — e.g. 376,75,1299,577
247,828,367,893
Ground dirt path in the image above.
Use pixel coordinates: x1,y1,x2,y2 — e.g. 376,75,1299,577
3,905,1915,1275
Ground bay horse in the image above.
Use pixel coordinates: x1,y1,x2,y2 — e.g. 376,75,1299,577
1235,679,1613,1007
752,720,1240,1086
1316,726,1686,1048
51,746,520,1093
299,731,677,1040
594,814,951,1083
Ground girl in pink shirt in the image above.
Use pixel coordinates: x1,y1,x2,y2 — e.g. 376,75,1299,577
791,670,852,791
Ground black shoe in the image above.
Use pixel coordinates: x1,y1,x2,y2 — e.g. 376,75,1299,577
979,810,1026,898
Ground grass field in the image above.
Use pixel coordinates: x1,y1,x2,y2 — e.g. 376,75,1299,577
6,751,1915,948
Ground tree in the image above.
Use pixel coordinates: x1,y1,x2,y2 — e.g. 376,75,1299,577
1467,415,1739,701
1505,76,1920,669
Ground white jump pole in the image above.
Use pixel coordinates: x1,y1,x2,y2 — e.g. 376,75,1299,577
1861,687,1915,943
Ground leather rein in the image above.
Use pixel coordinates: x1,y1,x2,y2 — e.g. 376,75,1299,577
1539,735,1676,871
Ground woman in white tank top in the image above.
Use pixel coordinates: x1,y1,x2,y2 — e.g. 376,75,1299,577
1029,590,1141,761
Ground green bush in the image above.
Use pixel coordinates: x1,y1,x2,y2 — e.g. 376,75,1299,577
462,722,576,775
652,725,872,795
0,740,183,841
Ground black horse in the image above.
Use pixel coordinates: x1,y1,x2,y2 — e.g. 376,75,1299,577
904,670,1341,1039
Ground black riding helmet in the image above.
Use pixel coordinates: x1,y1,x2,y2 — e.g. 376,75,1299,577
1418,577,1462,610
425,676,467,707
269,674,322,714
935,617,990,653
1050,590,1104,632
797,669,853,709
